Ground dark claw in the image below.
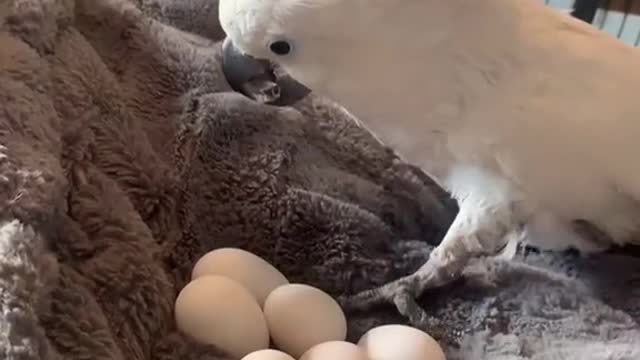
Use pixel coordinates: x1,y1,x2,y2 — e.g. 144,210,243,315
393,284,464,345
393,291,432,325
340,259,468,345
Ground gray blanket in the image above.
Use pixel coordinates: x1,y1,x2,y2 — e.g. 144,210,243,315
1,0,639,359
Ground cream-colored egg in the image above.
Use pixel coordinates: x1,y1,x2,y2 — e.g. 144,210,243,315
241,349,296,360
174,275,270,358
263,284,347,358
192,248,289,307
358,325,446,360
300,341,369,360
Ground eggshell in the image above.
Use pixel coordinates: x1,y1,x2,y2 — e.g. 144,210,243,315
241,349,296,360
174,275,270,358
299,341,369,360
263,284,347,358
192,248,289,306
357,324,446,360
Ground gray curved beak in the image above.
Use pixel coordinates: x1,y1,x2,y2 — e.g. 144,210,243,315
221,37,311,106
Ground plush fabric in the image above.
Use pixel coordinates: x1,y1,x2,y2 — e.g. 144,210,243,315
0,0,639,359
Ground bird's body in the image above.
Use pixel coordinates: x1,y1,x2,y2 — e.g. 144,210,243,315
316,0,640,251
219,0,640,327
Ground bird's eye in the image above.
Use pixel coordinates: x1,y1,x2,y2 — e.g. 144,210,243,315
269,40,292,56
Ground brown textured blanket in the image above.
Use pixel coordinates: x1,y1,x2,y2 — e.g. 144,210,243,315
0,0,454,358
2,1,640,359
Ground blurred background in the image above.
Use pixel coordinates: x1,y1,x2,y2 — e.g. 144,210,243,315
544,0,640,46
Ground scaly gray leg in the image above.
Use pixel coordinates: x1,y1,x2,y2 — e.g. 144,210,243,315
340,197,523,340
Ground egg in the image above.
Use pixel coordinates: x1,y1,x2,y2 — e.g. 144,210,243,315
241,349,296,360
174,275,270,358
263,284,347,358
357,325,446,360
299,341,369,360
192,247,289,307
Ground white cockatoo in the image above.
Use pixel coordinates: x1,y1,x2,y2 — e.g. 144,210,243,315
218,0,640,327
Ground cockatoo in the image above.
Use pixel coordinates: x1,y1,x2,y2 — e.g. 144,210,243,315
217,0,640,327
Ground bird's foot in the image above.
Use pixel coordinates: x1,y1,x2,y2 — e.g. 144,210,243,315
339,259,465,343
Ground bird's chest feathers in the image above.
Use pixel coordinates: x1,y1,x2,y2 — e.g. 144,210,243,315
339,86,505,185
343,91,608,215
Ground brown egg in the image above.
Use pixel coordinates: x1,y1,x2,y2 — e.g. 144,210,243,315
263,284,347,358
241,349,295,360
174,275,270,358
192,248,289,307
358,324,446,360
300,341,369,360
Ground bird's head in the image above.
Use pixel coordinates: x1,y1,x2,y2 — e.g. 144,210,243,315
218,0,398,106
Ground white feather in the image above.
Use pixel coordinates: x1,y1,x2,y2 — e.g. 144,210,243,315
219,0,640,254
